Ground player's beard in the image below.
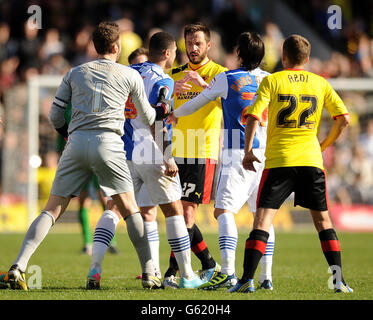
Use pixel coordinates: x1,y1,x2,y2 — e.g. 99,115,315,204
187,47,208,65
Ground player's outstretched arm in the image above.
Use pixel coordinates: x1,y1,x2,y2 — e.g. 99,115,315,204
173,93,211,118
320,114,350,152
166,87,213,125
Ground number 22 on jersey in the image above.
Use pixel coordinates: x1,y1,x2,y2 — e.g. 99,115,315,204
276,94,318,129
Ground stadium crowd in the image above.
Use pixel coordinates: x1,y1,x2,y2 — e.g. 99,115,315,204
0,0,373,206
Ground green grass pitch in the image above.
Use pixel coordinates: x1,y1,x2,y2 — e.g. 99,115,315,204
0,229,372,300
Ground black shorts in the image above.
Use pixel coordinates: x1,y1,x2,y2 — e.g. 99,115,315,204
257,166,329,211
175,158,217,204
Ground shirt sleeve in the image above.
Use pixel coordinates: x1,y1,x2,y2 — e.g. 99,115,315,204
148,77,174,105
49,70,72,129
173,72,226,117
201,72,228,100
130,71,156,126
324,80,349,119
245,75,272,121
173,94,212,117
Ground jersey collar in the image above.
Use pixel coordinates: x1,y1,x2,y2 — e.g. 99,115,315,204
285,68,304,71
188,57,211,71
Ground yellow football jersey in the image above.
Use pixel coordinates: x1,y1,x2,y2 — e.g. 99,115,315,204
247,69,348,170
170,58,227,159
37,166,56,201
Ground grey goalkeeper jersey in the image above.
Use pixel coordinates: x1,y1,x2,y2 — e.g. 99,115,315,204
49,58,156,136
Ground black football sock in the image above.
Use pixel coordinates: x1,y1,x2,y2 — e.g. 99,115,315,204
318,228,345,285
241,229,269,283
164,251,179,278
190,224,216,270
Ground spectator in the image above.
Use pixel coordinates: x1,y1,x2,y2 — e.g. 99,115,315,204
117,18,143,66
18,21,41,71
0,22,18,62
40,28,65,62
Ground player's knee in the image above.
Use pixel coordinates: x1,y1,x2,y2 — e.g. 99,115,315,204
160,201,183,218
182,203,197,225
141,206,157,221
213,208,226,220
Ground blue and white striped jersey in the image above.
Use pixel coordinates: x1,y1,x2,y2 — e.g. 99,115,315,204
122,61,174,161
202,67,269,150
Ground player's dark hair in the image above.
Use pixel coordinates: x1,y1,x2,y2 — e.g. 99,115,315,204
128,47,149,64
184,22,211,42
92,21,120,55
237,32,265,71
148,31,175,61
283,34,311,66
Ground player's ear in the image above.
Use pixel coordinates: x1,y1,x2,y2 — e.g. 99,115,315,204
164,48,170,58
113,40,120,54
207,41,212,51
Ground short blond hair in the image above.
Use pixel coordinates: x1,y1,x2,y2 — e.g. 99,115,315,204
283,34,311,66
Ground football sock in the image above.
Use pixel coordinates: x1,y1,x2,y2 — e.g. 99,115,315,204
78,207,92,245
90,210,119,274
165,252,178,278
241,229,269,283
13,211,55,272
166,215,194,279
165,224,195,278
318,228,345,284
190,224,216,270
217,212,238,276
259,224,275,283
144,220,160,275
125,212,154,275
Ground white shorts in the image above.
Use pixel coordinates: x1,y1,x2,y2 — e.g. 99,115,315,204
51,130,133,198
107,183,156,207
214,148,265,213
135,183,156,207
127,160,182,205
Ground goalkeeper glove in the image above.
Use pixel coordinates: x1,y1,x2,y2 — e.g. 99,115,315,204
155,99,172,120
55,122,69,140
154,87,172,120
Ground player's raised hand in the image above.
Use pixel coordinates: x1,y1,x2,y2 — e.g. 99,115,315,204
242,150,261,172
174,79,192,93
182,71,208,88
164,157,178,177
166,112,178,125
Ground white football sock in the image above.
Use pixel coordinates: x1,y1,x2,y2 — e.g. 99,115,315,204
90,210,120,274
125,212,155,275
217,212,238,276
165,215,194,279
13,211,55,272
259,224,275,283
144,221,160,275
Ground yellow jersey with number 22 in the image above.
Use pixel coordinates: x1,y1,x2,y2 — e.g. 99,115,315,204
246,69,349,170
